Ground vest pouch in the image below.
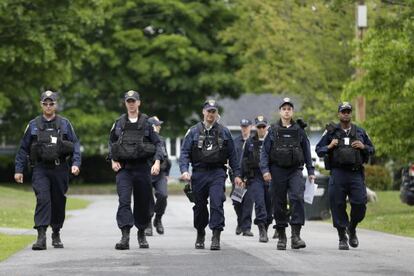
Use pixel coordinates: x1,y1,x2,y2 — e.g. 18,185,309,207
111,142,138,161
59,140,74,156
291,147,304,167
334,146,357,166
30,143,40,163
273,147,294,168
39,143,60,161
137,142,156,159
160,158,171,171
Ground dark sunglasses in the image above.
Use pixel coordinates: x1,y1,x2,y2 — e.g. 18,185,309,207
256,125,266,129
42,102,55,107
340,110,351,114
126,99,137,103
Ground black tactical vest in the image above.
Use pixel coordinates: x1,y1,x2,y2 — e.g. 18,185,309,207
111,114,156,161
190,122,228,165
30,115,74,163
159,137,171,172
243,135,262,177
330,124,363,169
269,123,304,168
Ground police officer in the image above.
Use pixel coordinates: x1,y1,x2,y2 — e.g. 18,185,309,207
316,102,374,250
109,90,163,250
240,116,271,243
14,90,81,250
179,99,242,250
232,119,254,236
145,116,171,236
260,97,315,250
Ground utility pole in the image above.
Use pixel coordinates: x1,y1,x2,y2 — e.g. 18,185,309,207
355,1,367,122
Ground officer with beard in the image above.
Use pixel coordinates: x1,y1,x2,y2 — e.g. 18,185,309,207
179,99,242,250
260,98,315,250
240,115,271,243
316,102,374,250
109,90,163,250
14,90,81,250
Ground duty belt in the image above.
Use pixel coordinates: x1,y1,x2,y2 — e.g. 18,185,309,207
193,165,226,172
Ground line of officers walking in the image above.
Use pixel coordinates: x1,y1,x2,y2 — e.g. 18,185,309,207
14,90,374,252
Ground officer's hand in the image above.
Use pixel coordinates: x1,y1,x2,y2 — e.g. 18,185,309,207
263,172,272,183
234,176,243,187
180,172,191,182
151,160,160,176
308,175,316,183
14,173,24,184
351,140,365,149
328,139,339,149
71,166,80,176
111,160,122,172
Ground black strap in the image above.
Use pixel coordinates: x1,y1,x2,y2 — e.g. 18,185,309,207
196,122,224,149
118,113,148,130
35,115,61,131
272,123,301,146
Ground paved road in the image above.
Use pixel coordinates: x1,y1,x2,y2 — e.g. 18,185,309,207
1,195,414,276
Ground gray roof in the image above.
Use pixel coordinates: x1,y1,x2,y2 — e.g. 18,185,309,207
218,93,301,127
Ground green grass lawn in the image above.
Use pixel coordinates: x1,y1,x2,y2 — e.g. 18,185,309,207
359,191,414,237
0,185,90,229
0,233,35,262
0,184,90,262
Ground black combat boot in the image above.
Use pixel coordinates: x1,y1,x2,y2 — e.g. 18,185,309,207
138,229,149,249
242,230,254,237
291,225,306,249
210,230,221,250
153,215,164,235
337,228,349,250
51,228,64,248
258,224,269,243
144,222,153,236
276,227,287,250
272,228,279,239
347,227,359,248
235,225,242,235
115,227,130,250
32,227,47,250
195,229,205,249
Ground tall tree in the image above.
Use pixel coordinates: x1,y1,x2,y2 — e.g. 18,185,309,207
0,0,107,142
65,0,242,153
221,0,355,125
344,0,414,161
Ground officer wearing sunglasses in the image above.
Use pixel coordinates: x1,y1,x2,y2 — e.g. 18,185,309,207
14,90,81,250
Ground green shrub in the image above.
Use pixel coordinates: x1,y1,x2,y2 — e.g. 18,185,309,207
365,165,393,191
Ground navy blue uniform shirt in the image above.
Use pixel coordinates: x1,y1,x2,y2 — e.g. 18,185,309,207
15,115,81,173
179,122,241,177
233,134,249,161
260,121,315,176
315,123,375,159
108,113,163,161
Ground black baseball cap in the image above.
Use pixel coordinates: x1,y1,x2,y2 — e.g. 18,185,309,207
203,99,219,111
278,97,294,109
40,90,58,102
148,116,163,126
338,102,352,112
240,119,252,127
254,115,268,127
124,90,140,101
